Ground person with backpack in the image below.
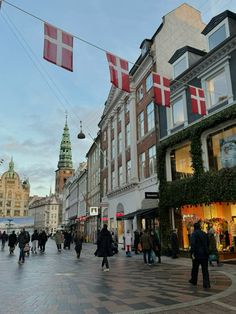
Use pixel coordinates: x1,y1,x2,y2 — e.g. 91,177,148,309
17,228,29,264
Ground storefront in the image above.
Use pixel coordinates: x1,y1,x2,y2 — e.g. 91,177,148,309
179,202,236,259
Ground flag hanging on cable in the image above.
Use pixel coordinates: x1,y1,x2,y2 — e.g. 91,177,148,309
106,52,130,92
153,72,170,107
189,85,206,115
43,23,73,71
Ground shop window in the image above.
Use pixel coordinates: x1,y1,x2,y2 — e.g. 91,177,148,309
145,73,153,92
170,144,193,180
207,124,236,170
147,102,155,132
139,152,146,180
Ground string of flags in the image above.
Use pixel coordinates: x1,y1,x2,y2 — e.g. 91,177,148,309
2,0,207,116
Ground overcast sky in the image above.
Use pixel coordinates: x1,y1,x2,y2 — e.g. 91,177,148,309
0,0,235,196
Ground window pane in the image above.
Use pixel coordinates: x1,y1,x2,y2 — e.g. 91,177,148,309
146,73,153,91
147,102,155,132
136,85,144,102
207,71,228,107
170,144,193,180
139,153,145,179
207,125,236,170
174,57,187,77
138,112,145,139
118,132,122,154
125,123,130,147
126,160,131,182
148,146,157,176
118,166,123,186
173,98,184,126
209,25,227,50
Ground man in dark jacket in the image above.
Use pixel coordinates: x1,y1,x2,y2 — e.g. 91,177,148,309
96,224,113,272
189,222,210,289
8,230,17,254
18,228,29,264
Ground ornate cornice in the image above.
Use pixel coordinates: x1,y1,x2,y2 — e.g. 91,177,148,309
107,182,138,198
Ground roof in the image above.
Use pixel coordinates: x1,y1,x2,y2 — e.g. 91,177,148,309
202,10,236,35
168,46,206,64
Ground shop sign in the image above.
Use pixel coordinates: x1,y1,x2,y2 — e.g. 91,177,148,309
145,192,159,199
90,207,98,216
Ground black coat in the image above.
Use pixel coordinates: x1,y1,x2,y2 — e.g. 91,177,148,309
97,229,113,257
8,233,17,247
190,229,209,259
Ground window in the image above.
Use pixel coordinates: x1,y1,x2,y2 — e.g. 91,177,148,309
118,132,122,155
126,160,131,182
138,111,145,139
139,152,146,180
6,200,11,207
209,24,227,50
103,149,107,168
146,73,153,92
207,124,236,171
103,130,107,142
111,139,115,160
172,97,184,126
125,100,130,114
148,146,157,176
111,119,115,130
170,144,193,180
111,171,115,189
0,201,2,207
173,56,187,78
136,85,144,102
147,102,155,132
125,123,131,147
206,70,228,107
103,178,107,196
118,166,123,186
118,111,122,124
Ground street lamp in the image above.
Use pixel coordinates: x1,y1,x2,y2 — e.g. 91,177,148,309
77,121,85,139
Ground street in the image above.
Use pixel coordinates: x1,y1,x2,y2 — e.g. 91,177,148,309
0,239,235,314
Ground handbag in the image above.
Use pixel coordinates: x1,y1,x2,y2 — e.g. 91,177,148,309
209,254,217,262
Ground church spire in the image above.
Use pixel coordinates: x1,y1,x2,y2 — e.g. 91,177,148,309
57,115,73,170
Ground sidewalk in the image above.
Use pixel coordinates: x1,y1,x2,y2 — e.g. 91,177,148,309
0,240,235,314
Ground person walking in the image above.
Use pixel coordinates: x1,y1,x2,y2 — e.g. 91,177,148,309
40,230,48,253
8,230,17,254
54,230,64,252
1,231,8,250
74,230,83,258
140,229,152,265
150,229,161,263
208,228,220,267
17,228,29,264
134,230,140,254
96,224,113,272
170,229,179,258
31,230,39,254
189,222,211,289
125,230,132,257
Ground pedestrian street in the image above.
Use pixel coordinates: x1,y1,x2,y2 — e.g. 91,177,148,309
0,239,235,314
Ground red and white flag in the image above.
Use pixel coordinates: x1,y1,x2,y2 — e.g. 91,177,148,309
189,86,206,116
106,52,130,92
44,23,73,72
153,72,170,107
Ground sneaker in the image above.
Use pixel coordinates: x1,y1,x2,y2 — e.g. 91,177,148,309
103,268,110,272
189,279,197,286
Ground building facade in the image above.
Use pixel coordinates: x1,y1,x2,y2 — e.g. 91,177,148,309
0,158,30,217
158,10,236,258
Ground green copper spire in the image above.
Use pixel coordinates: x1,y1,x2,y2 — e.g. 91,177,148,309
57,115,73,169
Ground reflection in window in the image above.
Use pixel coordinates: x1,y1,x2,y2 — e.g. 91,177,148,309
138,111,145,139
111,139,115,160
118,132,122,155
146,73,153,92
207,71,228,107
139,152,146,179
126,160,131,182
207,125,236,171
147,102,155,132
209,24,227,50
174,57,187,78
170,144,193,180
125,123,131,147
118,166,123,186
137,85,144,102
148,146,157,176
172,97,184,126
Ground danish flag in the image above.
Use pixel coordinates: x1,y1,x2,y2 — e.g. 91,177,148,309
189,86,206,116
44,23,73,71
106,52,130,92
153,72,170,107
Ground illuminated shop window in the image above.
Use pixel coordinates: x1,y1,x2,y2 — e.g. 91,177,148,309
207,124,236,171
170,144,193,180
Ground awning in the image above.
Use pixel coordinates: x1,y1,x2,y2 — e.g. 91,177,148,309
122,207,158,220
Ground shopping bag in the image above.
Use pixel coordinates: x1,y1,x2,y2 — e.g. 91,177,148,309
209,254,217,262
137,243,142,252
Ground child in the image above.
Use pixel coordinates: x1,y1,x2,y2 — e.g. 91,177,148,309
125,230,132,257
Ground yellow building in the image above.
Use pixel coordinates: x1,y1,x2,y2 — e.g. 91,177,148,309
0,158,30,217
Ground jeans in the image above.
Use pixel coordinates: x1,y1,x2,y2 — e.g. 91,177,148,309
190,258,210,287
57,244,62,251
32,240,38,253
143,249,151,264
102,256,109,269
19,247,25,262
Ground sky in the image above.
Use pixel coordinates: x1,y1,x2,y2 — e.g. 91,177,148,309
0,0,235,196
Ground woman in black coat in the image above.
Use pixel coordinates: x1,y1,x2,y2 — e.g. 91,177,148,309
96,224,113,272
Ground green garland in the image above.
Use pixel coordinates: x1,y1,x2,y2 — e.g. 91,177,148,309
157,104,236,248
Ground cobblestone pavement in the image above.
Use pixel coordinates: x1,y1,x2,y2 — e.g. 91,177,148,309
0,239,235,314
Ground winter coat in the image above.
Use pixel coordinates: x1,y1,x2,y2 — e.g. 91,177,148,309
74,232,83,253
97,228,113,257
125,233,132,246
171,232,179,255
190,229,209,259
208,233,218,255
140,232,152,250
31,232,39,242
54,232,64,245
8,233,17,247
1,232,8,243
18,231,29,249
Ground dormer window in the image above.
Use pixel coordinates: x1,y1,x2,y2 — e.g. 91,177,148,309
208,23,228,50
173,55,188,78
